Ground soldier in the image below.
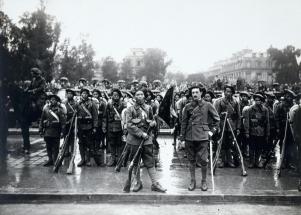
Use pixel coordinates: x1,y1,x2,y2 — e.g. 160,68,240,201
214,85,241,168
27,68,46,102
63,89,79,161
289,93,301,190
244,93,270,168
78,78,87,89
180,86,220,191
77,88,98,167
104,88,127,167
92,89,107,166
203,91,215,104
238,91,251,157
124,90,167,193
39,94,66,166
263,92,277,160
274,89,297,169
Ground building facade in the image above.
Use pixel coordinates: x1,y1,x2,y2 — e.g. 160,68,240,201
204,49,274,84
124,48,145,79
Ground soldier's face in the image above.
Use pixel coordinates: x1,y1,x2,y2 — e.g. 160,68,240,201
67,92,74,100
224,88,233,98
255,98,261,105
50,97,57,106
93,92,99,99
81,92,88,99
112,92,120,101
204,93,212,102
135,91,145,103
192,88,202,100
241,95,248,102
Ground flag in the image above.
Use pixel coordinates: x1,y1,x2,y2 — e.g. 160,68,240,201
158,86,177,128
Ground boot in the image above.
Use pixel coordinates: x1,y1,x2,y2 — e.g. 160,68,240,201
148,167,167,193
132,167,143,192
248,148,255,168
107,154,116,167
123,179,131,193
298,179,301,192
226,149,235,168
201,180,208,191
151,182,167,193
43,160,54,167
217,150,225,168
78,145,86,167
188,164,196,191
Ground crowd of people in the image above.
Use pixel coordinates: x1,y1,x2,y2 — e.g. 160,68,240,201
1,67,301,192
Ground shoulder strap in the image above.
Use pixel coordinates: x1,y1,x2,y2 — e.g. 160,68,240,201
48,109,60,122
80,103,92,118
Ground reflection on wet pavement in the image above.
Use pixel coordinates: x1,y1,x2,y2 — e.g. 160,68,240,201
0,135,300,195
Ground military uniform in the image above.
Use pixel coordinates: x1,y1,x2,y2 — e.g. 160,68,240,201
124,101,166,192
63,95,79,157
181,99,220,191
104,99,126,166
274,98,295,168
214,96,241,167
39,98,66,166
244,102,270,168
77,96,98,166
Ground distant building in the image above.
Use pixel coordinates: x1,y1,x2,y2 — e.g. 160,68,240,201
204,49,274,84
124,48,145,79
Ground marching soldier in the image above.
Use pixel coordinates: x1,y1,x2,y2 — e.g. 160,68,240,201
214,85,241,168
63,89,79,161
180,86,220,191
124,90,167,193
274,89,297,169
39,94,66,166
77,88,98,167
244,93,270,168
104,88,127,167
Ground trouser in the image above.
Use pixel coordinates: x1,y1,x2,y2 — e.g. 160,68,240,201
221,131,239,166
21,121,30,151
78,129,94,162
94,127,105,151
185,140,208,181
249,136,265,165
280,128,297,167
296,137,301,177
44,137,60,162
0,120,8,156
107,131,123,162
127,144,155,168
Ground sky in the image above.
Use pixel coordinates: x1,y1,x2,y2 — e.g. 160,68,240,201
2,0,301,74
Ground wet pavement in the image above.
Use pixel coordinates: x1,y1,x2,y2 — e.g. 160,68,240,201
0,134,301,203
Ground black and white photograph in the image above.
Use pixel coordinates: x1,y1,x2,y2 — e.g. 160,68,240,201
1,0,301,214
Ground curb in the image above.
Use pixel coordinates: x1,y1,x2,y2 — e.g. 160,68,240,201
0,193,301,205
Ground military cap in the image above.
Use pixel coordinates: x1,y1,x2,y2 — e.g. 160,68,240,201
60,77,69,82
79,78,87,83
224,84,235,94
66,88,76,95
111,88,122,98
80,87,91,95
239,91,251,98
30,67,42,75
205,90,215,99
284,89,297,98
92,88,102,96
140,80,148,87
47,93,61,102
265,92,276,99
253,93,265,101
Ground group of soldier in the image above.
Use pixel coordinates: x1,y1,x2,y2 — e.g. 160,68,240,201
174,83,301,191
4,67,301,192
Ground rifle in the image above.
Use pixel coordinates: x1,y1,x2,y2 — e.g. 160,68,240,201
209,132,215,191
277,113,289,177
53,112,76,173
123,126,150,193
115,143,129,172
67,116,78,174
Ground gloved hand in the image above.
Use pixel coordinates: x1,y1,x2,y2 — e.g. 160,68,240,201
141,132,149,140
